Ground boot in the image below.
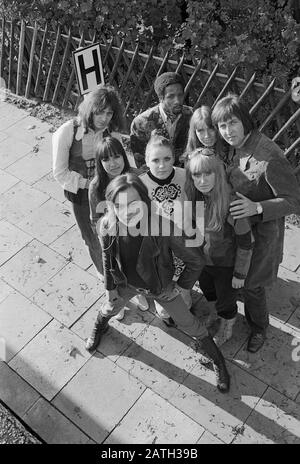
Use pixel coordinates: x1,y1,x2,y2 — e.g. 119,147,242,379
213,316,236,347
198,335,230,393
85,313,111,352
113,307,126,321
131,294,149,311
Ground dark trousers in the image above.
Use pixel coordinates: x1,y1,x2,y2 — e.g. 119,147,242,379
198,266,237,320
244,287,269,335
71,189,103,274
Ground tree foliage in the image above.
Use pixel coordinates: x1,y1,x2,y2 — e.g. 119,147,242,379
0,0,299,87
178,0,300,87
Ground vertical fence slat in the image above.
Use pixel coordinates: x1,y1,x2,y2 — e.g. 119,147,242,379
125,45,155,115
259,89,291,145
0,18,5,79
62,34,84,109
272,107,300,142
183,59,202,101
285,136,300,159
109,39,126,84
212,66,239,108
34,23,48,96
259,89,290,137
175,53,185,74
117,40,138,87
239,72,256,99
25,21,38,99
142,49,170,111
103,38,114,66
250,78,276,116
193,63,219,110
8,20,15,91
119,41,140,98
16,20,26,95
43,25,61,101
290,100,300,137
134,50,153,89
62,68,75,108
52,28,72,104
74,34,86,111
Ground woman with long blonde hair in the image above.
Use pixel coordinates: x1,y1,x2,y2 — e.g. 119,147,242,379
185,147,254,346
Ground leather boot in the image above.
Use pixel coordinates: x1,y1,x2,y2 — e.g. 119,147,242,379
214,316,236,347
198,334,230,393
85,313,111,352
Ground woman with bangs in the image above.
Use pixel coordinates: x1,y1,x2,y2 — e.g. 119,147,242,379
53,85,124,279
89,136,132,234
88,136,149,319
211,94,300,353
185,147,254,346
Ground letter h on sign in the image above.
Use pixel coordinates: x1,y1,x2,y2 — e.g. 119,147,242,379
73,43,105,95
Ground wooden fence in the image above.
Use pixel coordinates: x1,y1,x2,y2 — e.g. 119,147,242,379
0,18,299,161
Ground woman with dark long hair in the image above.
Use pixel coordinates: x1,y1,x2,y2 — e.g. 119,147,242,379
85,172,231,393
89,136,131,234
88,136,149,318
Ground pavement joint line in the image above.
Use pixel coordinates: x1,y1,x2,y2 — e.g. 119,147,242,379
68,295,106,330
1,100,300,443
47,354,148,443
100,385,152,445
46,225,80,248
25,394,92,443
1,148,34,169
0,398,45,444
0,237,34,269
228,354,297,403
5,316,54,365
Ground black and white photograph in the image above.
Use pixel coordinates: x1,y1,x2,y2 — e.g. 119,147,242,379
0,0,300,449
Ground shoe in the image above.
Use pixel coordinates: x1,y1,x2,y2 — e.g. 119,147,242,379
207,317,221,338
161,316,176,328
96,271,104,283
85,313,111,352
113,307,125,321
198,335,230,393
131,295,149,311
213,316,236,347
247,332,265,353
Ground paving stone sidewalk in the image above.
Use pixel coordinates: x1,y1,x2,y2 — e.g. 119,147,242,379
0,100,300,444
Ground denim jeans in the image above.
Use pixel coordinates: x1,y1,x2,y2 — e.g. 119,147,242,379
71,189,103,274
101,283,208,340
243,287,269,335
198,266,238,320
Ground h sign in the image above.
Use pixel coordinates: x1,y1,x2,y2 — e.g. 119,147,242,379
73,43,105,95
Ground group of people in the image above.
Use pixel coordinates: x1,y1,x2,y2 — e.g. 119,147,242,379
53,72,300,394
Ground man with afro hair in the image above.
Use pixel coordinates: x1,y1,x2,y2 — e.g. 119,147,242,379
130,72,192,169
